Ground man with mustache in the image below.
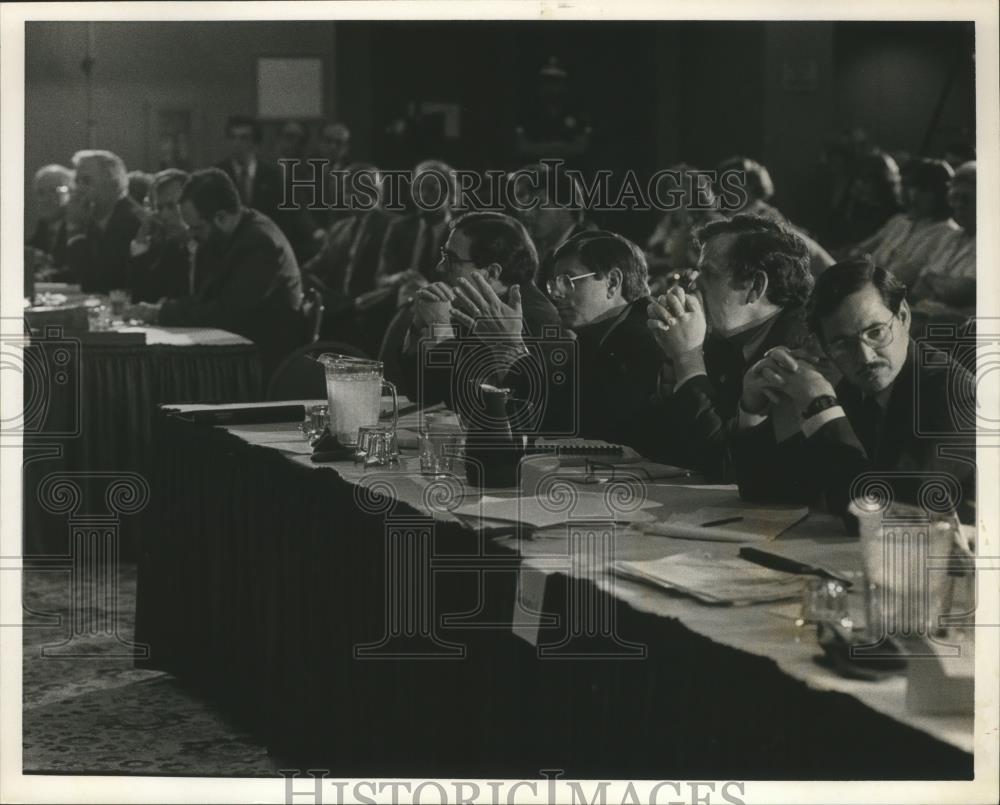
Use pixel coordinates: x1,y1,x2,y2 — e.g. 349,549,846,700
732,258,975,522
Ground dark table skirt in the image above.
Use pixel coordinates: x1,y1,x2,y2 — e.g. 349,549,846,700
134,411,972,779
23,342,262,558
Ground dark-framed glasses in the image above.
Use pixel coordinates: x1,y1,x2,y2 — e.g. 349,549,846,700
546,271,597,296
438,247,478,272
825,316,896,359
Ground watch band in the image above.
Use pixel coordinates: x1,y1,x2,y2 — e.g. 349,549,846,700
801,394,839,420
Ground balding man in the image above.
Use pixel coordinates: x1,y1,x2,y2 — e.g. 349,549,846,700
66,149,145,292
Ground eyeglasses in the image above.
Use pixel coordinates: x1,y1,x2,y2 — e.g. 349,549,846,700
546,271,597,296
825,316,897,359
439,247,478,272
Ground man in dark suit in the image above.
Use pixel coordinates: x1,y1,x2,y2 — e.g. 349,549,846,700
375,160,457,303
515,229,662,448
641,215,814,479
125,169,304,374
399,211,561,408
128,169,194,303
300,163,398,352
65,150,145,293
732,259,975,523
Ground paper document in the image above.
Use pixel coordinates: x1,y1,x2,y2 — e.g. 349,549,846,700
614,552,806,605
636,505,808,543
451,491,661,529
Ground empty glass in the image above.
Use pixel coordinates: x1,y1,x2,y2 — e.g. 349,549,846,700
356,425,399,467
418,414,462,477
109,289,131,318
301,404,328,444
798,577,851,629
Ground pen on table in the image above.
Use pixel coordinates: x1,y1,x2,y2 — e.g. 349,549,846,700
700,516,744,528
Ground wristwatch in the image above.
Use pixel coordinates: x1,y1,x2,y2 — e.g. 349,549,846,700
801,394,838,420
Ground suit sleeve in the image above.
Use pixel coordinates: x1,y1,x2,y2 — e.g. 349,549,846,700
159,239,285,330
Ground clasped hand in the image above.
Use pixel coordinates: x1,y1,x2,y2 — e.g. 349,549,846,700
742,345,837,414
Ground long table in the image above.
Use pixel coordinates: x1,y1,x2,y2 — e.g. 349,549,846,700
134,401,974,778
22,326,263,558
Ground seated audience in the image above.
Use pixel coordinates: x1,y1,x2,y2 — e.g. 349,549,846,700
125,168,303,373
835,150,903,251
641,215,814,479
850,158,956,286
129,169,195,302
909,161,976,319
375,160,457,307
509,163,596,292
66,149,144,292
311,121,352,233
127,170,154,205
732,259,975,523
399,211,560,408
646,163,724,285
300,162,398,348
715,155,833,277
27,164,74,278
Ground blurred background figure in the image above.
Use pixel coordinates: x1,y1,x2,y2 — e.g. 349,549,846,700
715,155,833,278
909,160,976,324
26,163,74,281
66,149,144,292
849,158,956,286
645,163,723,295
831,150,903,254
514,57,592,165
129,168,195,302
509,162,596,292
127,170,154,205
312,121,352,234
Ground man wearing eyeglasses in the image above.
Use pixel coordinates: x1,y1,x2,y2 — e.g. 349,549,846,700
399,211,560,408
642,215,814,479
733,259,975,522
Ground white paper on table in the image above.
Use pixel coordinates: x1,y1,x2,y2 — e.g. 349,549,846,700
635,505,808,543
451,491,661,529
614,552,806,605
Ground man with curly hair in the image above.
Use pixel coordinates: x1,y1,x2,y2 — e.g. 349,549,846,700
643,214,815,479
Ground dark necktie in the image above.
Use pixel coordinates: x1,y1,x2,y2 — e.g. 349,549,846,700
417,220,439,279
854,396,884,459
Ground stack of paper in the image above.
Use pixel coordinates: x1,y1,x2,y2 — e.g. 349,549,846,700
451,491,661,529
614,552,806,605
635,505,808,543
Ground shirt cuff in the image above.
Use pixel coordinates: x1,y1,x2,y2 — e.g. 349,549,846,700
802,406,847,438
737,406,768,431
130,239,150,258
672,353,707,391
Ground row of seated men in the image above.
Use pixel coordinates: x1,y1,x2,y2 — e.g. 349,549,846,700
397,211,975,527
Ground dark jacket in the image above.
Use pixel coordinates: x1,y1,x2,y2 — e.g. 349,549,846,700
129,239,192,303
302,209,397,313
66,196,144,292
29,217,69,268
732,341,976,523
159,209,304,373
375,212,451,285
517,297,663,447
400,280,561,409
641,304,810,480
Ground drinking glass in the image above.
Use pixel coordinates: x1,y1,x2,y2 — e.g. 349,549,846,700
109,289,131,318
419,415,462,477
86,302,112,332
798,577,851,629
319,355,398,447
356,425,399,466
301,404,328,443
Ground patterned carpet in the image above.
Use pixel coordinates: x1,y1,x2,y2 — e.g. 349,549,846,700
22,564,283,776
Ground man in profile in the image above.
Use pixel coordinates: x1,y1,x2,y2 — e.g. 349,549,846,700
643,215,814,479
66,149,144,292
128,169,195,302
125,168,303,374
399,211,560,408
732,258,975,522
